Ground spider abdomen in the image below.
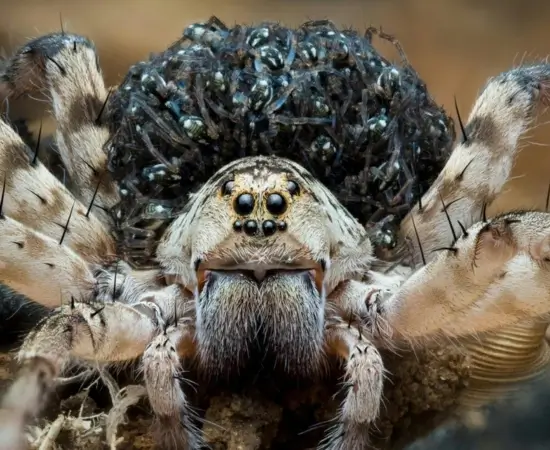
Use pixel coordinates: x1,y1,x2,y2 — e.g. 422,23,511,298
104,18,454,269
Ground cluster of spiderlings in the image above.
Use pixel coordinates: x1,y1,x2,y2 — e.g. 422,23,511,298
105,17,455,268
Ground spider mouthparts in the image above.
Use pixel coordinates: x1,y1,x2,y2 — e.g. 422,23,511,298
308,268,325,294
193,260,326,293
254,268,267,281
196,269,208,292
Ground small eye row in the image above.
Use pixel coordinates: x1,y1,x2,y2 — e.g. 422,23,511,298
233,219,287,236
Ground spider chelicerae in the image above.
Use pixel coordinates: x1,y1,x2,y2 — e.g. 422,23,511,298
0,16,549,450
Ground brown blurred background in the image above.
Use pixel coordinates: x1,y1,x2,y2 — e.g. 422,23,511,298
1,0,550,214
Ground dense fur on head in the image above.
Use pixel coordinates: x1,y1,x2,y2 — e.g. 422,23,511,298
2,16,550,450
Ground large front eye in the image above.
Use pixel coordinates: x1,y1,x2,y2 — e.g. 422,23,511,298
234,193,255,215
266,193,287,215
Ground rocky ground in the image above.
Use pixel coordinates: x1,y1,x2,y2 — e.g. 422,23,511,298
0,344,472,450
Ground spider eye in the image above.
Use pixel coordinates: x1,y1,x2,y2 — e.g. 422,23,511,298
287,180,300,196
243,219,259,236
266,193,287,215
234,193,255,215
262,220,277,236
221,180,235,196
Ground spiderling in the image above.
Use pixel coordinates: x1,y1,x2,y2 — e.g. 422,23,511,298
104,17,455,268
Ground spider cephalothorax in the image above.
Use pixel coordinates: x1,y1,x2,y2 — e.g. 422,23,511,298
159,155,375,379
0,16,550,450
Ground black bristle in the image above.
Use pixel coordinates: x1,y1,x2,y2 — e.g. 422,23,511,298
439,193,457,243
432,247,458,255
457,157,474,181
103,18,454,268
80,157,98,176
86,178,102,218
411,216,426,266
59,201,76,245
0,177,6,220
32,119,43,166
457,220,468,237
90,306,105,318
95,88,113,125
454,95,468,144
46,55,66,75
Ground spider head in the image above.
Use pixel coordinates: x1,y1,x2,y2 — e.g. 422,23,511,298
157,155,371,375
180,155,370,293
194,156,329,295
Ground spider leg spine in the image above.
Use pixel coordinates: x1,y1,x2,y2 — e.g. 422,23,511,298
401,63,550,264
384,211,550,339
0,118,115,263
0,213,96,307
1,32,120,223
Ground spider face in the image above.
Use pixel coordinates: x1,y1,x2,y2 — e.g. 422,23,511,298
2,17,550,450
172,156,365,289
159,155,372,375
196,160,325,288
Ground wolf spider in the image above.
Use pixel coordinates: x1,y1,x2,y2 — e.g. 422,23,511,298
0,21,550,450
